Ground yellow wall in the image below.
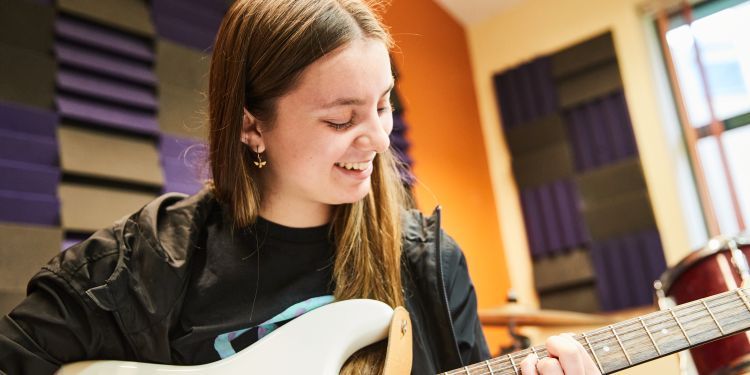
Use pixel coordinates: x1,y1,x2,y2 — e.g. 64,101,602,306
382,0,511,351
465,0,691,370
466,0,693,305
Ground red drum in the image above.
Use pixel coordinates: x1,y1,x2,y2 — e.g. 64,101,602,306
656,235,750,375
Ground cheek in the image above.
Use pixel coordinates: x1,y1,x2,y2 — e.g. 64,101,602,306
381,115,394,136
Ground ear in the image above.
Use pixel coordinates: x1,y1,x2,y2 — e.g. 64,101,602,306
240,108,265,153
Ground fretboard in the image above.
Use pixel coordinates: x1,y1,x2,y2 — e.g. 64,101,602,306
442,287,750,375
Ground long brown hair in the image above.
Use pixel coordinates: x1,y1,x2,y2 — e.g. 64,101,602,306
208,0,406,373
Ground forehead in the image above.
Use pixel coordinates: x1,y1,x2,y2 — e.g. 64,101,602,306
288,39,393,106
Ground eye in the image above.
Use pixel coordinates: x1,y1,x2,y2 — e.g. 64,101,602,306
326,119,355,131
378,100,394,114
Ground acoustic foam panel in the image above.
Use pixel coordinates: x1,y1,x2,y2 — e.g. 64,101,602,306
0,0,54,53
58,125,163,186
58,182,157,233
551,33,617,80
57,0,155,37
0,46,55,108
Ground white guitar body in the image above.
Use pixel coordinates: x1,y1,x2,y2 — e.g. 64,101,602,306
57,299,395,374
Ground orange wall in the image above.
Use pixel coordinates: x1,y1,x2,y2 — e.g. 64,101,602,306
382,0,510,351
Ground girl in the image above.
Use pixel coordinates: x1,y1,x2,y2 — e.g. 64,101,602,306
0,1,598,374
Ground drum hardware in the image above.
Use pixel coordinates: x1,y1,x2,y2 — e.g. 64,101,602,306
728,238,750,288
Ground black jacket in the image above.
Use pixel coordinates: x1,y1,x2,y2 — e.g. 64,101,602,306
0,189,489,374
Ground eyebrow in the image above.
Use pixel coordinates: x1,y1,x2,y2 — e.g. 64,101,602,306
320,81,395,109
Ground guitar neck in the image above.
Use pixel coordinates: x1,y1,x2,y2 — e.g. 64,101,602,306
444,287,750,375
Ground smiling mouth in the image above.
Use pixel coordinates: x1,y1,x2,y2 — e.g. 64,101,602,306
335,161,370,171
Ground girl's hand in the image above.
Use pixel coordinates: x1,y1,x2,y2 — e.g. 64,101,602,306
520,334,601,375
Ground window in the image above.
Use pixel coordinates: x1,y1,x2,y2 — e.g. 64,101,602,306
659,0,750,237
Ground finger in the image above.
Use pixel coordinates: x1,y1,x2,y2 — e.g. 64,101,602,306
536,357,564,375
546,335,585,375
566,335,602,374
520,353,538,375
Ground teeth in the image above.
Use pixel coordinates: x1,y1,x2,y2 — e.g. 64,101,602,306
337,162,367,171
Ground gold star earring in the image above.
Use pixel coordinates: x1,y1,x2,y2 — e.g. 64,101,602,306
253,146,266,168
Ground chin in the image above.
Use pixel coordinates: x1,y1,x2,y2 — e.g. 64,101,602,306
329,185,372,205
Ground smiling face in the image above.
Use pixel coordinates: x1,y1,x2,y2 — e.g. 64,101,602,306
244,38,394,225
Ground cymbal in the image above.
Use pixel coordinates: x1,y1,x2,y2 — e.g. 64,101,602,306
479,304,616,327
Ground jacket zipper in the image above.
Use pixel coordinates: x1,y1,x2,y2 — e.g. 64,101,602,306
432,206,463,367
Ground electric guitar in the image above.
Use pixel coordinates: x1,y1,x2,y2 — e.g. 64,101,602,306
58,286,750,374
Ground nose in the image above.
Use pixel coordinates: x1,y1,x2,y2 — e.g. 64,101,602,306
354,111,392,153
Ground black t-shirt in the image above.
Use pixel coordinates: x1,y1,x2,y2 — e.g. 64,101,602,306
169,212,336,365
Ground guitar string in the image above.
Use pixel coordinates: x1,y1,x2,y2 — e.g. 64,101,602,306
452,298,747,375
464,297,747,375
445,291,750,375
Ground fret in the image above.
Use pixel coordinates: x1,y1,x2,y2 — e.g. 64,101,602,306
507,354,518,375
610,325,632,365
702,300,725,334
484,359,496,375
669,308,692,345
581,332,605,374
639,316,661,355
436,288,750,375
737,289,750,313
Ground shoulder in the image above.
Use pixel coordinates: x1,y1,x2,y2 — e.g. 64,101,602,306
35,187,220,310
401,207,465,276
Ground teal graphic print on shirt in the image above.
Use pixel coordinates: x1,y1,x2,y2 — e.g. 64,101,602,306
213,295,335,359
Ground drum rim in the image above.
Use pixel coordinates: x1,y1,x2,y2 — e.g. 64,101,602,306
658,234,750,294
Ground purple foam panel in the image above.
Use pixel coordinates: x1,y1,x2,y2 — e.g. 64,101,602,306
591,230,667,311
159,135,206,159
62,233,89,251
162,158,202,186
55,42,156,86
390,114,414,185
494,57,558,132
602,93,628,160
639,230,667,288
583,100,611,166
520,189,546,258
390,114,412,164
0,191,59,226
552,180,578,249
516,64,536,126
55,16,154,62
57,69,157,110
610,238,636,309
506,70,526,128
0,101,57,138
152,0,227,51
159,135,208,195
590,242,615,311
152,0,224,31
56,95,159,135
621,234,651,306
610,92,639,158
537,185,562,254
564,90,638,172
0,160,60,195
566,108,593,171
0,130,58,166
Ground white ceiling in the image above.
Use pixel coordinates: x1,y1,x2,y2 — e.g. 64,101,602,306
432,0,524,26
